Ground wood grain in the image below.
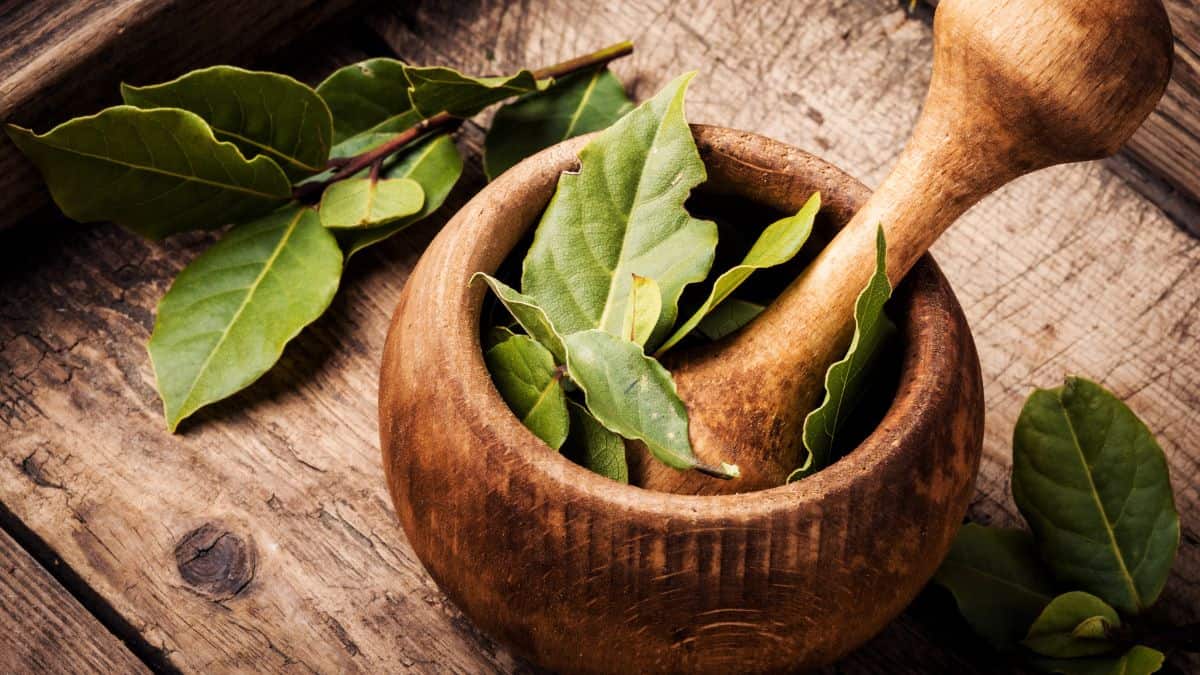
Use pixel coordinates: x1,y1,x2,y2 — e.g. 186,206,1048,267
0,0,362,234
0,526,148,674
0,0,1196,672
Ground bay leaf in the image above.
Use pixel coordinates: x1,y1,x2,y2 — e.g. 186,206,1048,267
148,206,342,431
472,273,566,363
932,523,1056,650
1023,592,1120,658
406,66,549,118
1034,646,1165,675
483,67,634,180
6,107,291,239
121,66,333,179
696,298,765,341
316,58,415,143
485,325,518,350
338,133,463,258
563,329,737,478
656,192,819,355
318,177,424,229
565,401,628,483
1012,377,1180,614
522,72,717,348
621,274,661,348
484,333,569,450
790,226,896,480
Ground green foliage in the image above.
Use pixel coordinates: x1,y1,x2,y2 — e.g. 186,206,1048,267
621,275,662,348
316,58,414,142
564,330,735,478
521,72,717,350
695,298,765,341
936,379,1178,675
1012,377,1179,614
484,67,634,179
485,334,569,450
121,66,333,179
473,274,567,363
1023,592,1120,658
318,177,424,229
406,66,548,117
565,401,628,483
148,207,341,430
790,227,896,480
1035,646,1165,675
6,107,291,239
12,44,632,431
656,192,819,355
933,524,1056,649
337,133,463,258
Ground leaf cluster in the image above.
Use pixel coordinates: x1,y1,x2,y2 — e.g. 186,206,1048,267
9,47,634,430
480,73,892,483
933,377,1182,674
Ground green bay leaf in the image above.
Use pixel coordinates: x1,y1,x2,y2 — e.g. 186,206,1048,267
316,58,415,143
472,273,566,363
564,329,736,478
406,66,549,118
6,107,291,239
621,274,661,348
1012,377,1180,614
338,133,463,258
696,298,764,342
790,226,896,480
792,225,897,478
1023,591,1120,659
121,66,333,179
932,523,1056,650
565,401,628,483
1035,646,1165,675
522,72,717,349
485,333,569,450
483,67,634,180
318,177,424,229
149,206,342,431
657,192,819,355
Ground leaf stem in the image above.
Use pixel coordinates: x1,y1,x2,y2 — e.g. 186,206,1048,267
292,41,634,203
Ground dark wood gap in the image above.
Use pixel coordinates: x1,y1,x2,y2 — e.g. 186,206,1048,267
0,499,180,674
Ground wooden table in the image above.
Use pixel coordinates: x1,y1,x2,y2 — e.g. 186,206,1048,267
2,1,1197,672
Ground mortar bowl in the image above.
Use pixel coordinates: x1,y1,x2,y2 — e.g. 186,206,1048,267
379,125,984,673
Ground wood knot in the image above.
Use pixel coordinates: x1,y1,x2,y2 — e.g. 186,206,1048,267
174,524,256,600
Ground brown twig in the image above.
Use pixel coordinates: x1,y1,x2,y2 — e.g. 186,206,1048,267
292,40,635,203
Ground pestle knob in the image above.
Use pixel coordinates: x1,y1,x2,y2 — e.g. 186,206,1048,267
635,0,1174,494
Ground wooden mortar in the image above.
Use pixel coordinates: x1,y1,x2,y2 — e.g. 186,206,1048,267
379,127,983,672
380,0,1172,669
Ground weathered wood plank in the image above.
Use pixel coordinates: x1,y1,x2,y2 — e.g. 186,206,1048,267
1123,0,1200,234
0,1,1196,673
0,525,149,674
0,0,362,234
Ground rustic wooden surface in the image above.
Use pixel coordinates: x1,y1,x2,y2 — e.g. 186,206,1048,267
0,1,1197,673
0,0,363,234
0,524,148,674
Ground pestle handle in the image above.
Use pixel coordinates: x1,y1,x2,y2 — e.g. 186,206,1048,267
639,0,1174,494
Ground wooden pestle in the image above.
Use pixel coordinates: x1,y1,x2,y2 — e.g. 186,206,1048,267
635,0,1174,494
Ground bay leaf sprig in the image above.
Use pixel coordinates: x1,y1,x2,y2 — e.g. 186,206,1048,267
8,41,636,431
479,73,826,482
934,377,1184,675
